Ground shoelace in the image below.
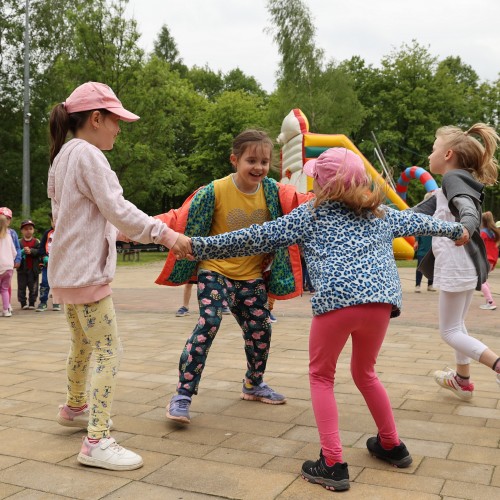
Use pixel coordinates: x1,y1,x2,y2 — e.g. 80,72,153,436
175,399,190,410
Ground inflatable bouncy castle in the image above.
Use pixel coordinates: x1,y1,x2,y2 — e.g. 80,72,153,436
277,109,419,259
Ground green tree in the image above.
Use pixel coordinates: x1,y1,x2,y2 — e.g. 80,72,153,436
106,56,206,214
190,90,270,188
265,0,363,138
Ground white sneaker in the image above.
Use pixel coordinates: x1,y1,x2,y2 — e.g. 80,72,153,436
77,437,143,470
3,309,12,317
427,285,436,292
434,368,474,401
414,286,421,293
479,302,497,310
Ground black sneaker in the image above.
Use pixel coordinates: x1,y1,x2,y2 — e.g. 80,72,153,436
366,434,413,468
301,450,350,491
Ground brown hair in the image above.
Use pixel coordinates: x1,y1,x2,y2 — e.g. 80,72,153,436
231,129,274,161
313,171,386,218
49,104,110,163
481,211,500,244
436,123,499,185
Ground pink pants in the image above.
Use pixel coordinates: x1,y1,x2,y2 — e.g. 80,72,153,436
309,302,399,464
0,270,13,312
481,263,495,304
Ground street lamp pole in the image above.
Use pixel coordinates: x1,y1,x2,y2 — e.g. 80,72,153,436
22,0,30,217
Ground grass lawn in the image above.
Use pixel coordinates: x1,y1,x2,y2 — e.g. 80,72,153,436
396,259,417,268
116,251,167,267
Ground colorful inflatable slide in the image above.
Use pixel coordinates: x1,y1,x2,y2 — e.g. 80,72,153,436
277,109,416,259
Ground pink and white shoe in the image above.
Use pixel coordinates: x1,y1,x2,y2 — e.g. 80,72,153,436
78,437,143,470
56,404,113,429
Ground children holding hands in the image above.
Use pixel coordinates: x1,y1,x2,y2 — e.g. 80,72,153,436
184,147,466,491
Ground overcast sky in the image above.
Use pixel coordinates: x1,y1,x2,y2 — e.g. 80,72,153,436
125,0,500,92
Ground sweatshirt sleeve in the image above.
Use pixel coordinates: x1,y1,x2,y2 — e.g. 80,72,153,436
450,195,480,236
76,147,179,248
9,229,21,264
385,207,464,240
191,203,311,260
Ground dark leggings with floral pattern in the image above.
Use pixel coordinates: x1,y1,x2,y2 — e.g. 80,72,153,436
177,270,272,396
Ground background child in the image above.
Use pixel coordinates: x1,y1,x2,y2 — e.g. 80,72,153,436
414,192,437,293
175,281,230,317
188,147,466,492
36,214,59,312
48,81,191,471
17,219,40,309
157,129,313,424
0,214,17,317
413,123,500,399
0,207,22,315
479,211,500,310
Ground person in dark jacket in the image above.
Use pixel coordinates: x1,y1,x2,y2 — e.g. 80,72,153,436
17,219,40,309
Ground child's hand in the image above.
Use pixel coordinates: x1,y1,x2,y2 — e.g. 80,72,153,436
455,227,470,246
171,234,193,260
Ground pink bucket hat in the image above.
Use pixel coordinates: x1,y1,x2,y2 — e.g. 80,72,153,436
303,147,367,189
0,207,13,218
63,82,139,122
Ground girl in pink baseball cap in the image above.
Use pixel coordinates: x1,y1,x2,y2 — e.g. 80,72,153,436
187,146,469,491
48,82,192,471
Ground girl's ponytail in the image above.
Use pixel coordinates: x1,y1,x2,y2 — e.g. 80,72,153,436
466,123,499,186
49,103,70,164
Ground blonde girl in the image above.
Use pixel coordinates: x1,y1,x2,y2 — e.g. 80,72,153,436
0,214,17,317
413,123,500,400
188,147,466,491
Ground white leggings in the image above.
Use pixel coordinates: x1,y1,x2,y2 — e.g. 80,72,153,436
439,289,488,365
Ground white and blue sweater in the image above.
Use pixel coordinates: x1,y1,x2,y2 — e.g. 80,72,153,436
191,201,463,317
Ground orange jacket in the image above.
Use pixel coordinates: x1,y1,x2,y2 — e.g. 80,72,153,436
155,178,314,300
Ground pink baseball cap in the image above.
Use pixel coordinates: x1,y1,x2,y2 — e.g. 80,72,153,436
303,147,367,189
0,207,12,218
63,82,139,122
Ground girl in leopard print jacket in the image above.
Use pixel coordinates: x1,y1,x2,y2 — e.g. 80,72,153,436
190,147,466,490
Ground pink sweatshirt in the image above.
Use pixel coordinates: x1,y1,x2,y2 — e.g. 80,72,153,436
0,235,16,274
47,139,179,303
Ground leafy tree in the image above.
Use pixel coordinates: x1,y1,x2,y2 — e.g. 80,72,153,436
265,0,363,139
152,23,188,76
223,68,266,97
106,56,207,214
153,24,180,66
190,90,270,188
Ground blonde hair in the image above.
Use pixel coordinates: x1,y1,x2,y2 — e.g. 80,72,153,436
436,123,499,185
313,170,386,218
481,211,500,244
0,215,8,238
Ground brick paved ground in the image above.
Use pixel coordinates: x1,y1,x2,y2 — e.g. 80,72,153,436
0,262,499,499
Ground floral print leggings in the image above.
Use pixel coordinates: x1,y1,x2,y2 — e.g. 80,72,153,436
65,296,120,439
177,270,272,396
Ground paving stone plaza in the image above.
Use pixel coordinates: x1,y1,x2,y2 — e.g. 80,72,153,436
0,262,499,499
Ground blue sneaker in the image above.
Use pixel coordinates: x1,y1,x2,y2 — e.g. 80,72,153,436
166,394,191,424
241,380,286,405
175,306,189,317
221,306,231,315
269,312,277,323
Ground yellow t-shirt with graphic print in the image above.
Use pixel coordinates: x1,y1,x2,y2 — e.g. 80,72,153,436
199,174,270,280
